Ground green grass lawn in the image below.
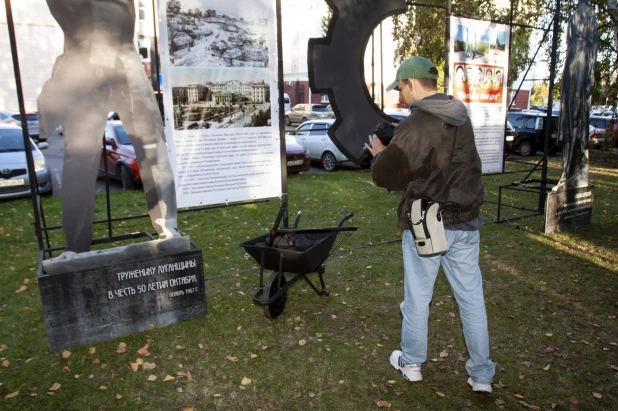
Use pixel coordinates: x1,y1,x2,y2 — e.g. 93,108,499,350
1,154,617,410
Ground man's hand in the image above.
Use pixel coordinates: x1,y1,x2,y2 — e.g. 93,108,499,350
364,134,386,156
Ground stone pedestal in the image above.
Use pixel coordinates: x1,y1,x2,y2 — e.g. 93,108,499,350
39,237,206,352
545,185,594,234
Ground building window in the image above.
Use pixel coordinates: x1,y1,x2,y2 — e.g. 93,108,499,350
320,94,329,103
391,90,400,103
138,38,151,62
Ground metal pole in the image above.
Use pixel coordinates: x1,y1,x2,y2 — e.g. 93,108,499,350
3,0,44,251
151,0,162,113
276,0,288,227
539,0,560,212
444,0,451,94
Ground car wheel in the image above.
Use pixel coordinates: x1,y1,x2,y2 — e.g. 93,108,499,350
322,151,337,172
518,141,535,157
285,116,291,126
119,165,135,190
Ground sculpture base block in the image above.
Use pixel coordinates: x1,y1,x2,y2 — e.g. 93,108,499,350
545,185,594,234
38,237,206,352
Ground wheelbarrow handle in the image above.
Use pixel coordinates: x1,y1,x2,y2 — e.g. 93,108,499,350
268,202,288,246
338,212,354,227
293,210,303,228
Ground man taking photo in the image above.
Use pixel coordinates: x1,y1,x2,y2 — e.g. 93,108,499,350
365,56,495,393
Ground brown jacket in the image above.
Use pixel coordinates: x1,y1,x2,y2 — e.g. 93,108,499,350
371,94,484,229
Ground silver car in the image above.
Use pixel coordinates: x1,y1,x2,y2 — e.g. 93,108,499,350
0,111,41,141
288,119,349,172
284,104,331,126
0,124,52,199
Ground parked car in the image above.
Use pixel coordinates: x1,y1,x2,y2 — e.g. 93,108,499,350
283,93,291,114
288,119,349,172
0,124,52,199
284,104,331,126
504,120,518,155
0,111,42,141
284,139,311,173
507,111,559,156
383,108,410,122
588,115,617,147
99,120,140,189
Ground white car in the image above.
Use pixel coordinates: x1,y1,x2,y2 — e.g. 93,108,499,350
0,124,52,199
288,119,349,172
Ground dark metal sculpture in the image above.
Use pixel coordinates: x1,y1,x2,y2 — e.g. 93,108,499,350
556,0,598,190
38,0,179,253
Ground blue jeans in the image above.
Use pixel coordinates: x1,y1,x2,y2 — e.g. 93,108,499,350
400,229,495,384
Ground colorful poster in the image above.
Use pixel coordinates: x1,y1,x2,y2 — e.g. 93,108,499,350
158,0,282,208
449,17,510,173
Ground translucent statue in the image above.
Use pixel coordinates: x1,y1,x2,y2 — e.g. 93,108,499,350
38,0,179,253
556,0,598,190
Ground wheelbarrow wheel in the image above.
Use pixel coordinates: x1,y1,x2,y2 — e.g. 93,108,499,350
263,271,287,319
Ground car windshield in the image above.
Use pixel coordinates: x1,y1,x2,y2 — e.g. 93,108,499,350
11,114,38,122
113,125,132,145
311,105,329,113
310,123,330,135
0,129,27,152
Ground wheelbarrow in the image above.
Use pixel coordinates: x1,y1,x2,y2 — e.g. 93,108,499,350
240,204,357,319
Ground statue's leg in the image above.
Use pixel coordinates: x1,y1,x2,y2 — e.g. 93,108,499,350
114,51,179,239
61,108,109,252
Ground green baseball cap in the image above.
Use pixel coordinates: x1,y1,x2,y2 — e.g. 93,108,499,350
385,56,438,92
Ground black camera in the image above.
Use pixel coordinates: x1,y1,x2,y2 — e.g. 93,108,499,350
371,121,396,146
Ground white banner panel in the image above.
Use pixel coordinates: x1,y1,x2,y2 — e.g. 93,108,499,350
448,17,510,173
158,0,282,208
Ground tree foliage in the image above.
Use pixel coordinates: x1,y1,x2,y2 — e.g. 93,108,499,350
390,0,618,107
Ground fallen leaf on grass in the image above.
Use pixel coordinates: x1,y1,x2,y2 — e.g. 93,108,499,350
0,344,6,350
545,333,553,337
130,363,139,372
48,383,61,391
15,285,27,293
147,324,155,331
298,339,307,346
225,355,238,362
440,351,448,358
5,392,18,399
436,392,446,397
466,399,473,406
142,362,156,370
92,359,100,364
522,361,531,368
238,385,246,390
74,374,82,379
137,343,150,356
163,375,175,382
62,350,71,359
186,371,193,381
593,392,602,399
117,343,127,354
250,354,257,358
198,344,204,349
375,400,391,407
569,397,579,405
543,365,551,371
116,394,122,400
136,358,144,365
147,375,157,381
1,360,9,367
514,394,525,399
495,399,504,406
100,386,107,390
89,347,96,355
241,377,252,385
61,366,70,373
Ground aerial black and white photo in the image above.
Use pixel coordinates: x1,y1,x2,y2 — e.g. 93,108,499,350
166,0,272,68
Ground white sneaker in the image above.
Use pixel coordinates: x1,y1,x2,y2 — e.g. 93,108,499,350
390,350,422,382
467,377,492,393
